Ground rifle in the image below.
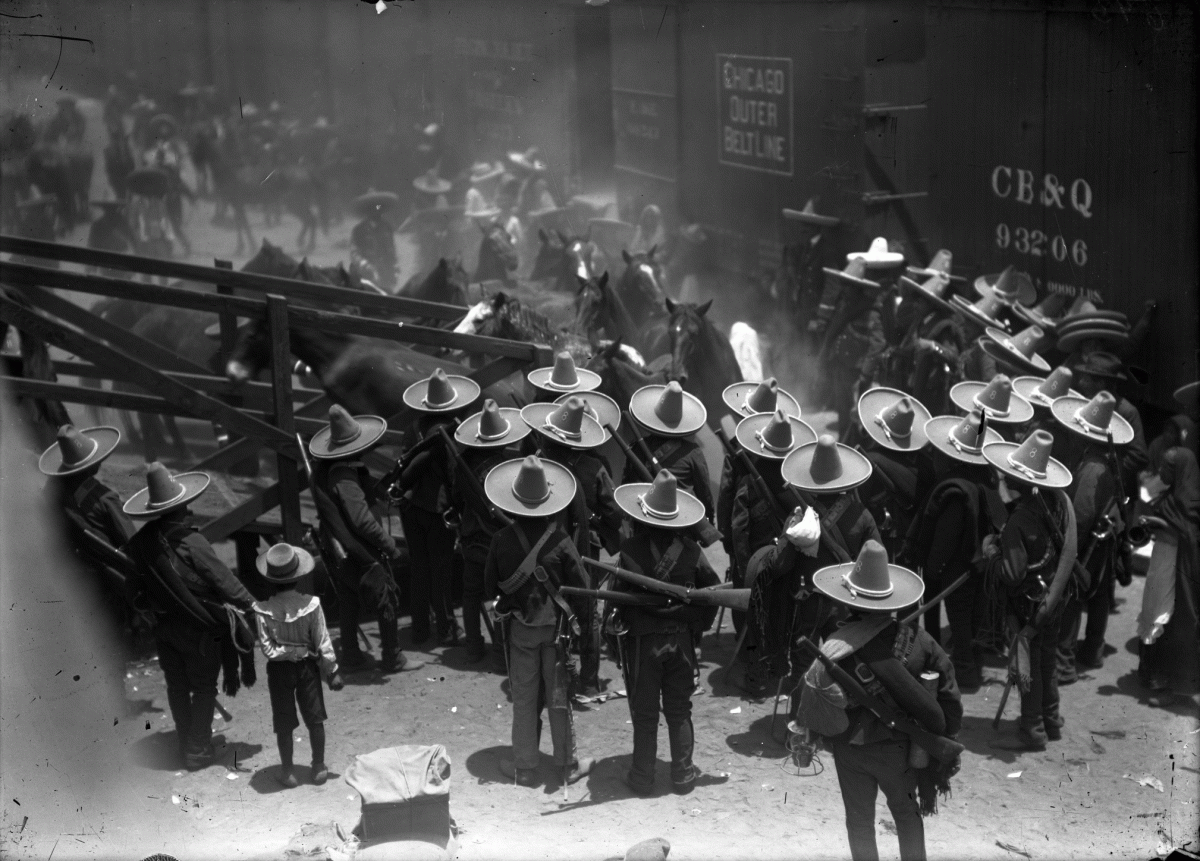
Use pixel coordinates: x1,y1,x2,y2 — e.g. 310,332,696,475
899,570,972,626
560,585,676,607
713,426,789,527
795,636,964,762
1103,428,1135,586
624,411,664,473
583,557,751,612
435,425,514,530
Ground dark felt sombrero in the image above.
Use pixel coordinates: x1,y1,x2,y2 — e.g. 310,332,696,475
556,390,621,438
629,382,707,437
847,237,904,269
484,455,576,518
898,273,957,317
1174,381,1200,413
981,325,1051,375
123,462,211,517
781,198,839,228
974,266,1036,307
403,368,480,414
822,257,883,292
905,249,966,284
1051,391,1135,446
735,410,817,460
857,388,931,452
949,375,1034,425
1057,325,1130,354
308,405,388,459
38,424,121,476
522,397,606,450
1057,317,1130,337
782,434,873,494
813,539,924,613
256,543,316,584
455,399,530,449
1069,351,1130,382
526,351,601,394
614,469,705,530
722,378,801,419
354,190,400,215
924,410,1004,466
983,430,1073,490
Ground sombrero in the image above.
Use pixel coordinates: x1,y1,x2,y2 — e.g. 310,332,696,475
125,167,171,198
813,540,924,613
403,368,480,413
949,374,1034,425
397,203,464,234
16,193,57,211
308,405,388,459
256,543,316,584
629,381,706,437
526,351,600,394
951,291,1009,333
781,198,839,228
555,390,620,438
464,188,500,221
1057,323,1130,354
413,170,452,195
1174,380,1200,413
522,397,606,450
905,249,966,283
1051,390,1135,446
974,266,1037,307
857,388,931,452
981,325,1051,374
614,469,705,530
898,273,957,317
122,462,211,517
148,113,179,137
822,257,883,291
484,455,576,518
506,149,547,174
1069,351,1129,382
924,409,1004,466
38,424,121,476
469,161,504,185
354,189,400,215
455,398,530,449
983,429,1073,490
1012,367,1081,410
1013,292,1070,333
722,378,802,419
782,434,873,494
847,237,904,269
735,410,817,461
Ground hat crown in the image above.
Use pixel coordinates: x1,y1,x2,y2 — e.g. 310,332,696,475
992,265,1018,299
145,462,186,507
746,378,779,413
923,274,949,298
328,404,363,446
1078,390,1117,429
761,410,797,452
642,469,680,518
879,398,915,438
1011,429,1055,476
976,375,1013,413
844,258,868,280
654,381,684,427
1010,325,1044,357
55,424,96,466
951,409,987,450
548,352,580,388
263,543,301,579
974,292,1005,317
867,237,890,257
425,368,458,408
511,455,552,504
1035,292,1069,316
1038,366,1074,399
477,399,510,440
846,540,893,597
549,397,586,437
811,434,844,483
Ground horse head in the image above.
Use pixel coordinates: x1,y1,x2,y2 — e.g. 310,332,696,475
617,248,667,321
573,270,611,338
400,258,468,307
665,296,712,384
242,238,295,277
475,221,518,284
584,335,667,405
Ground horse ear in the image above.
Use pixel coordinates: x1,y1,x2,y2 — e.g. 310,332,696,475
576,275,590,294
665,297,678,314
597,271,609,290
622,249,632,264
696,299,713,317
648,244,657,260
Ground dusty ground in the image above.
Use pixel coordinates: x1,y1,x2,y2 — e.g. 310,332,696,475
3,193,1198,861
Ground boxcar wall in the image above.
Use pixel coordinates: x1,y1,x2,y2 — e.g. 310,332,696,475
926,1,1198,409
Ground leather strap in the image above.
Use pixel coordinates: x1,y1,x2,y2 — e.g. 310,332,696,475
498,522,558,595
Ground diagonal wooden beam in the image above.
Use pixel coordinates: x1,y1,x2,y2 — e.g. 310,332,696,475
189,391,333,473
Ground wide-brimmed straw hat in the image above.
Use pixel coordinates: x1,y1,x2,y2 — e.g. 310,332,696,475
403,368,481,413
924,409,1004,466
781,198,839,228
354,189,400,215
309,405,388,459
1051,390,1135,446
1012,367,1081,410
1175,381,1200,413
523,397,606,450
847,237,904,269
782,434,873,494
484,455,576,517
983,429,1073,489
256,543,316,584
722,378,801,419
735,410,817,461
950,291,1009,333
1013,292,1070,333
469,161,505,185
38,424,121,476
905,249,965,284
813,539,924,613
857,388,931,452
629,382,706,437
555,390,621,439
821,257,883,292
1069,351,1131,382
464,189,501,221
974,266,1036,307
413,169,452,195
455,399,530,449
981,325,1051,375
614,469,705,530
949,374,1034,425
123,462,211,517
898,273,957,317
526,351,601,394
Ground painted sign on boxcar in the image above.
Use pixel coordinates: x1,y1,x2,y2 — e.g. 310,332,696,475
716,54,793,176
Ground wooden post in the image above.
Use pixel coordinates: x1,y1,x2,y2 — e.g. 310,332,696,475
267,294,303,545
214,259,238,365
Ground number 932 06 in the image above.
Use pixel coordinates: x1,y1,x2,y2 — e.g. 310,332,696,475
995,223,1087,266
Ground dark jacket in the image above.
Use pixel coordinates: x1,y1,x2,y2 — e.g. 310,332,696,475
453,445,514,551
485,518,587,627
397,418,455,515
313,459,398,565
155,515,253,610
542,441,622,554
55,473,137,549
719,458,792,582
617,527,720,636
623,431,715,522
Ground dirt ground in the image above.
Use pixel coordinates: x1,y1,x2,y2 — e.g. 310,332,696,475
3,187,1198,861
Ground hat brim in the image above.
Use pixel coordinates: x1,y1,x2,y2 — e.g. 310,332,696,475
1057,328,1130,354
413,178,453,194
822,267,882,291
555,391,621,435
1174,381,1200,412
721,382,802,419
1012,303,1063,333
974,273,1037,307
1060,310,1128,326
466,207,502,221
1050,395,1135,446
949,381,1035,425
526,366,601,393
402,375,481,414
982,442,1073,490
857,388,932,452
1012,375,1082,410
123,472,211,517
613,482,705,529
847,250,905,269
354,193,400,213
256,547,316,582
454,407,530,448
309,415,389,459
38,426,121,476
484,458,576,517
897,275,958,317
1057,318,1129,338
923,415,1004,466
813,561,924,612
950,294,1008,332
629,385,707,437
734,413,817,460
782,441,873,493
397,206,464,233
521,403,607,450
782,207,839,227
980,332,1051,375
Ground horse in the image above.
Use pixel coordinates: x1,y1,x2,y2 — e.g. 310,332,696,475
583,336,669,408
614,248,670,357
530,229,599,293
664,297,744,429
574,270,668,360
473,220,519,287
398,257,470,310
456,290,589,367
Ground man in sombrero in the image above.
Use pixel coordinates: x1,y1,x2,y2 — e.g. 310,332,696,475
122,463,255,770
482,455,595,788
886,269,969,416
350,190,400,292
1069,351,1148,501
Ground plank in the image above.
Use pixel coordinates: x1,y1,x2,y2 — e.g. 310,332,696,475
268,294,303,544
189,392,332,474
50,361,326,407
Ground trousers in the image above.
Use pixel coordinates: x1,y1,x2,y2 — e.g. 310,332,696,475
400,506,456,640
462,542,491,649
830,738,926,861
157,626,222,759
1018,612,1063,739
626,629,696,789
334,558,399,663
508,620,575,770
923,565,981,680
